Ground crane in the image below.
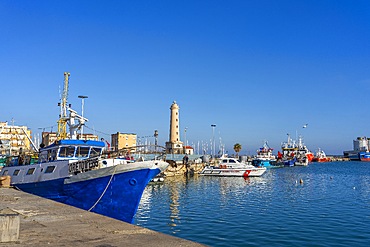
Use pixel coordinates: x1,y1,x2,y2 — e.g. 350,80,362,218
56,72,88,140
57,72,70,140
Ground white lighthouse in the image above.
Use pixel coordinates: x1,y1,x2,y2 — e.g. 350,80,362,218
166,101,184,154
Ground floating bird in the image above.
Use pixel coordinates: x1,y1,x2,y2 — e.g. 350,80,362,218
303,124,308,128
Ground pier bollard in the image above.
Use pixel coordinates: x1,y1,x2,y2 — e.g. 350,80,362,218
0,208,20,242
0,176,11,188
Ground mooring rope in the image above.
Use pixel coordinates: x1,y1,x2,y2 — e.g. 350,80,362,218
88,163,118,212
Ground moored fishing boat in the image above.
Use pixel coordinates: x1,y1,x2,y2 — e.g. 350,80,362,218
312,148,331,162
252,141,281,168
296,136,314,162
199,157,266,177
2,142,168,223
0,154,37,167
277,134,297,167
278,134,312,166
1,124,39,168
0,72,169,223
280,134,297,158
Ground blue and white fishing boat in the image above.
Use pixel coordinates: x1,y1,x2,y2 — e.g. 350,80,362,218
276,134,298,167
276,157,297,167
0,72,168,223
251,141,281,168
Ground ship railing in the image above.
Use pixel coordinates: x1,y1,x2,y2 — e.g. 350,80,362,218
103,145,167,161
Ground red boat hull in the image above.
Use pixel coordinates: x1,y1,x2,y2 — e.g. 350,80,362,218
312,157,331,162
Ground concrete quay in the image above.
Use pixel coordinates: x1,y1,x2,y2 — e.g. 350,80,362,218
0,188,204,247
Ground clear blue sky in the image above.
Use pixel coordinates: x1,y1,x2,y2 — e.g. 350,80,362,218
1,0,370,155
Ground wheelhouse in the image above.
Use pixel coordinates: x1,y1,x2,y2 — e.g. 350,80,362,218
38,140,105,163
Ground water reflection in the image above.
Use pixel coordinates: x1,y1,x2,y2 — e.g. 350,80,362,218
134,162,370,247
136,182,164,223
168,177,180,229
137,174,274,233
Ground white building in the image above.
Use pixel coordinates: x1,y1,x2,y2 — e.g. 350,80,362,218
0,121,35,156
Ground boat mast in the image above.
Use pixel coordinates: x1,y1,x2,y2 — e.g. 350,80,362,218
21,128,39,152
57,72,70,140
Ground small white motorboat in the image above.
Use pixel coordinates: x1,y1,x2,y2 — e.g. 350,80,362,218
199,157,266,177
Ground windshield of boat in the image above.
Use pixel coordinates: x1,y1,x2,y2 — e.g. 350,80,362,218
76,146,90,158
59,146,76,158
90,147,102,157
39,148,58,163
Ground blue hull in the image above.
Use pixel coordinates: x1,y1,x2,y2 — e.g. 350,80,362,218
253,160,281,168
359,152,370,161
276,158,296,167
284,160,295,167
15,167,160,223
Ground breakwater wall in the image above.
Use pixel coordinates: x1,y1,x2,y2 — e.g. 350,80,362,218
0,188,204,246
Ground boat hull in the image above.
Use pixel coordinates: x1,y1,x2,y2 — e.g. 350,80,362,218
252,160,282,168
6,160,167,223
312,158,331,162
199,167,266,177
345,152,360,161
276,158,296,167
295,159,309,166
359,152,370,162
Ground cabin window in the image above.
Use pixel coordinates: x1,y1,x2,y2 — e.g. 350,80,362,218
45,166,56,173
76,147,90,158
26,168,35,175
13,170,20,176
47,149,57,161
229,160,236,163
39,151,48,163
2,170,8,176
59,146,76,158
90,148,102,157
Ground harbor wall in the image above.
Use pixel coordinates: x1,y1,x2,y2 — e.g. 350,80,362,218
0,187,204,247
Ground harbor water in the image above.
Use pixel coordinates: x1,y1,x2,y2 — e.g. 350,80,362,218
134,161,370,246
